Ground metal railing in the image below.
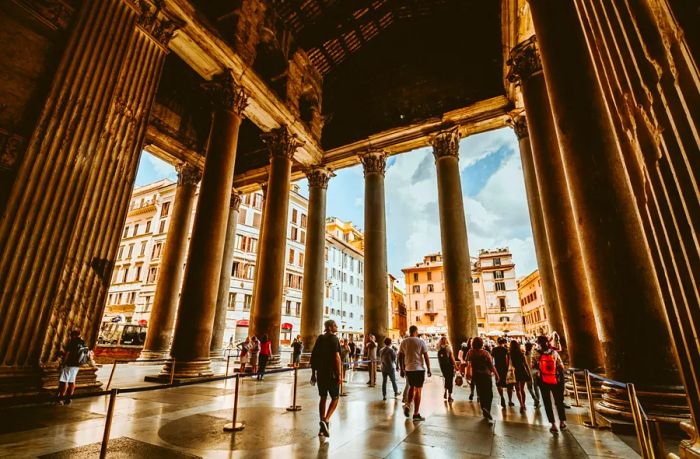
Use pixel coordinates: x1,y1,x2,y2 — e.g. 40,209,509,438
568,368,666,459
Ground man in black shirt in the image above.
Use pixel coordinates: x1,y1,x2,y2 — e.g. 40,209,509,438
310,319,342,438
57,330,86,405
291,335,303,367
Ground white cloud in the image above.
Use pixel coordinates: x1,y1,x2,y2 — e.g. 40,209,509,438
146,154,177,179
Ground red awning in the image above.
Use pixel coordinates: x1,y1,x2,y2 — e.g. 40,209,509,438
281,323,293,330
138,319,148,326
236,320,249,327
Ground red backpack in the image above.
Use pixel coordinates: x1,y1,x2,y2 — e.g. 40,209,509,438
539,352,558,385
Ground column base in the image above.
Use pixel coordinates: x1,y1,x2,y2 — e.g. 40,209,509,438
209,348,225,360
138,349,170,361
596,383,690,427
298,352,312,368
159,359,213,380
680,422,700,459
565,372,604,399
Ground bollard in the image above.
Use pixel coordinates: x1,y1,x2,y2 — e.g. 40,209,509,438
99,389,118,459
225,355,231,378
584,370,598,428
105,361,119,391
169,358,176,385
286,366,302,411
571,370,582,407
224,375,245,431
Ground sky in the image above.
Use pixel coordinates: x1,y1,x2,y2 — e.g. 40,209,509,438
135,127,537,282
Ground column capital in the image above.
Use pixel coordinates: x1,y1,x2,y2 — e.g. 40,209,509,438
359,151,387,176
176,163,201,186
305,166,335,189
230,189,242,210
134,0,182,48
431,127,461,160
508,114,529,140
201,69,249,114
507,36,542,84
262,127,302,160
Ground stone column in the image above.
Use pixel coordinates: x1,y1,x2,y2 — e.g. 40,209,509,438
299,167,334,353
508,116,566,346
210,189,242,358
249,128,299,355
250,183,268,318
508,43,602,370
164,71,248,378
140,164,201,360
360,151,389,346
0,0,178,391
528,0,682,404
431,128,477,346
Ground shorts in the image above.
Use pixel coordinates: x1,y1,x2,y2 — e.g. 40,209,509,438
317,376,340,399
292,353,301,364
406,370,425,388
59,366,80,383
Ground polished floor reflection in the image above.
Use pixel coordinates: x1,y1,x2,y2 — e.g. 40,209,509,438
0,364,639,458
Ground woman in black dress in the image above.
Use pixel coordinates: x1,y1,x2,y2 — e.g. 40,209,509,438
437,336,457,402
509,340,532,411
492,337,514,408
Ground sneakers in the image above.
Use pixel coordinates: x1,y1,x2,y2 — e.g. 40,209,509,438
319,420,329,437
500,397,506,408
508,401,515,407
403,404,410,417
481,408,492,420
549,424,559,434
560,421,568,431
383,396,386,401
469,393,474,401
64,398,72,406
412,414,425,422
448,396,454,403
443,390,447,400
395,390,402,397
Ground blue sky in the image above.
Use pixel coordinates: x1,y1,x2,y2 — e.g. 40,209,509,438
135,127,536,281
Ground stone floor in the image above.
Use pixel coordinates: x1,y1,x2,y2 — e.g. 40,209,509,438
0,363,641,458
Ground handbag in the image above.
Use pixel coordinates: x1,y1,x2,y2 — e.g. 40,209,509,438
465,361,473,381
454,374,464,387
506,363,517,385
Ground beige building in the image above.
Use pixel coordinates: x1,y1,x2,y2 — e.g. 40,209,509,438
475,248,523,335
402,253,448,335
518,269,549,337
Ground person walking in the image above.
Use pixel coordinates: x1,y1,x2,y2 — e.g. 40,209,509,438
310,320,343,438
339,339,351,382
532,335,567,433
237,337,250,373
509,340,532,411
466,337,498,422
458,338,476,401
398,325,432,421
437,336,457,402
291,335,303,367
366,334,378,386
257,335,272,380
380,337,401,400
524,341,541,408
56,329,89,405
493,337,514,408
248,336,260,376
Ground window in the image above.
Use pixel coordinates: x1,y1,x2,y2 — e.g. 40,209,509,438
500,316,510,322
227,292,236,310
427,272,432,281
349,294,353,304
242,294,252,310
412,285,420,293
476,305,482,317
151,242,163,259
285,301,292,315
290,227,298,241
495,281,506,291
295,302,300,316
123,226,129,238
301,213,307,228
299,253,304,267
427,300,433,311
473,277,480,283
474,291,480,299
238,208,248,225
147,266,158,283
159,220,166,233
493,258,502,266
415,316,420,323
122,266,129,283
499,297,507,312
139,241,147,257
145,220,151,233
413,273,418,282
126,292,136,304
427,284,434,292
252,212,261,228
292,208,298,224
414,300,420,310
300,230,306,244
133,224,139,236
134,265,142,282
160,201,171,217
117,246,124,260
289,248,295,265
494,270,505,279
325,247,329,261
126,244,133,259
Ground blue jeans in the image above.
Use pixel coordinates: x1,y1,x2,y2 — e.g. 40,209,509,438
382,368,398,397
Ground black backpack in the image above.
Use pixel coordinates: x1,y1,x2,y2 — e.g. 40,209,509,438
76,344,90,365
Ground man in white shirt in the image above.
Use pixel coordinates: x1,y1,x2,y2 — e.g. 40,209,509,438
398,325,432,421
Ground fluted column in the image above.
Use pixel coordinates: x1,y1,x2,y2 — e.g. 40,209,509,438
508,43,602,370
300,167,334,353
164,71,248,378
0,0,178,390
431,129,477,346
249,128,299,355
140,164,201,360
210,190,242,358
528,0,682,402
508,116,566,346
361,151,389,346
250,183,268,316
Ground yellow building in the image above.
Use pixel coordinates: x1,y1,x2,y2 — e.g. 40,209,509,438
402,253,448,335
518,269,549,337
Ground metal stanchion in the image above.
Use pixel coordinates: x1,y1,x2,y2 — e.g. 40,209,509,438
169,358,176,385
368,361,376,387
645,418,665,459
286,366,302,411
340,364,348,396
105,361,119,391
583,370,598,428
225,355,231,378
224,375,245,432
571,370,582,407
99,389,118,459
628,383,651,458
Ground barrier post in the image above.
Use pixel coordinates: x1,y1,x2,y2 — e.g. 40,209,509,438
224,375,245,431
340,363,348,396
287,366,302,411
627,383,651,458
369,360,376,387
99,388,118,459
169,358,176,385
105,361,118,391
571,370,581,407
645,418,665,459
584,370,598,428
225,355,231,378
